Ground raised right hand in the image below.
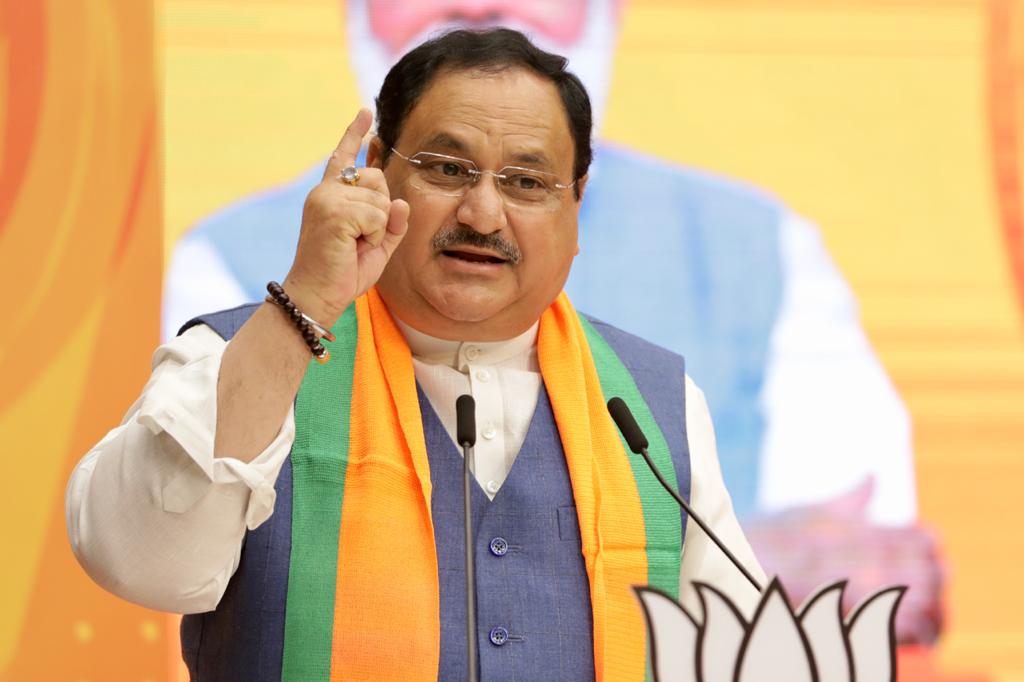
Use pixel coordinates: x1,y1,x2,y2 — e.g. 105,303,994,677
282,108,410,326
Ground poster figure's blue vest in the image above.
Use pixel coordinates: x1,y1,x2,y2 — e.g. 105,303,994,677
183,144,783,518
179,305,693,681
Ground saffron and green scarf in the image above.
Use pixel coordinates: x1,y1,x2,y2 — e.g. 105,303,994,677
280,287,683,681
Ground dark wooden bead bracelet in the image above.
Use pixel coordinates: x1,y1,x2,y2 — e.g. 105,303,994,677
265,281,332,364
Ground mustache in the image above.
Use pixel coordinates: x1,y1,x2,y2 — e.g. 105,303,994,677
431,224,522,265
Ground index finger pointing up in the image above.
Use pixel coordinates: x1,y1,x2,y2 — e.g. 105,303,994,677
323,108,373,181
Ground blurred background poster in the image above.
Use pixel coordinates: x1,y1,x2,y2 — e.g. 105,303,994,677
3,0,1023,679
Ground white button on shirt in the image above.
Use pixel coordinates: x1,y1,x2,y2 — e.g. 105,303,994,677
66,319,766,618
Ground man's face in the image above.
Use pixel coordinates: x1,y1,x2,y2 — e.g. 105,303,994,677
370,67,583,340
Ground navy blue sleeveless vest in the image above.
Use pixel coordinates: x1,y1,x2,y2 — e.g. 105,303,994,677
179,304,692,680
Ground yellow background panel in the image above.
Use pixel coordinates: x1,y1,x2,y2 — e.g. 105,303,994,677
155,0,1023,678
162,0,357,258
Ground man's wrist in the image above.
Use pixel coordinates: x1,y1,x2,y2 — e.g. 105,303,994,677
280,276,348,331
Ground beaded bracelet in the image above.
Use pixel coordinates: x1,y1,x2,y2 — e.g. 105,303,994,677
265,281,333,364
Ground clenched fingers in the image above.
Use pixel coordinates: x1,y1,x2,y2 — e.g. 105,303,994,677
347,203,390,247
332,185,392,215
331,166,388,196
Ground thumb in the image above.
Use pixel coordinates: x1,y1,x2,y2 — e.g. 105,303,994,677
380,199,410,257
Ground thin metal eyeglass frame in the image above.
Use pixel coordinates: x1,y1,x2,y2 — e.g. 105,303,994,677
389,147,577,193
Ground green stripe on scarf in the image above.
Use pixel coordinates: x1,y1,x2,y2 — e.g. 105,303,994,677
578,315,683,600
281,304,358,680
580,315,684,681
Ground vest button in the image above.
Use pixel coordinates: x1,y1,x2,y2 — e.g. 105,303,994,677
489,537,509,556
489,626,509,646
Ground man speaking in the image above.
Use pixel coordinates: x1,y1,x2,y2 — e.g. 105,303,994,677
67,29,763,680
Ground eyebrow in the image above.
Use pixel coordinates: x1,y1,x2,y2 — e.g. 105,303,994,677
509,150,554,170
421,133,558,172
422,132,466,154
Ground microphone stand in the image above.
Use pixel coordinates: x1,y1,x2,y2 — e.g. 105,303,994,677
607,397,763,593
460,437,478,682
456,394,479,682
635,443,763,593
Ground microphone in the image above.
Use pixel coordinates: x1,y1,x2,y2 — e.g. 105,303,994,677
457,394,477,448
455,394,479,682
606,397,763,593
607,396,648,454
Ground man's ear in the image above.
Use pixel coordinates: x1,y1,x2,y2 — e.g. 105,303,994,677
575,173,589,204
573,173,588,256
366,136,384,169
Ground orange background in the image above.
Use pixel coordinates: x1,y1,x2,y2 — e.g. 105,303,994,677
0,1,167,680
3,0,1024,679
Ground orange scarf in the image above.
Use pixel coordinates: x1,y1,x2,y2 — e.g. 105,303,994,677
280,287,683,680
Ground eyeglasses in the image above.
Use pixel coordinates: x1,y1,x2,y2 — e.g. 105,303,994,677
389,147,576,212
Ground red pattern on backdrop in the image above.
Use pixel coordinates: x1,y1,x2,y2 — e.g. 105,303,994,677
989,0,1024,316
0,2,44,237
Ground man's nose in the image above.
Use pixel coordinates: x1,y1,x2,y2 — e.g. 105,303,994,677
455,175,508,235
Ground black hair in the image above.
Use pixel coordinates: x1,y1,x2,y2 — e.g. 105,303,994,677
375,28,592,199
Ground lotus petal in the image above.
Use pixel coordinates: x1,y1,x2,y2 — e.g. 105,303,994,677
846,586,906,682
635,587,699,682
695,583,748,682
735,578,816,682
798,581,852,682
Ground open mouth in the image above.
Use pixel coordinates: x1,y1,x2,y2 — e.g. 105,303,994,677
442,250,507,265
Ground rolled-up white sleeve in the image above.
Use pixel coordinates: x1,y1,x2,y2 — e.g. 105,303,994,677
65,324,295,614
679,375,767,619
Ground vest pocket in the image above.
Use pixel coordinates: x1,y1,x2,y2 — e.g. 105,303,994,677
557,505,582,542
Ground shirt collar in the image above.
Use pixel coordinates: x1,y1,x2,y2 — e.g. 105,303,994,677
393,316,539,372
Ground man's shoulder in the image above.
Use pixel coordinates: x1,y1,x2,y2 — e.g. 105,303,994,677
178,303,262,340
178,305,686,375
579,312,685,375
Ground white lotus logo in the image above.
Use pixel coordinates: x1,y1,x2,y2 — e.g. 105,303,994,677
636,578,905,682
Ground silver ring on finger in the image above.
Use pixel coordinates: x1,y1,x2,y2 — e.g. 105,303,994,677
337,166,360,186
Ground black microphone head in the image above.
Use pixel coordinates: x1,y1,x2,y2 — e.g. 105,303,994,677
456,394,477,447
607,397,649,454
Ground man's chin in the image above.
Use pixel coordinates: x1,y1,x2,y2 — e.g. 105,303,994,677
426,288,512,326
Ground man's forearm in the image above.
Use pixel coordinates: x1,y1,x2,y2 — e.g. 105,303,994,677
214,301,319,463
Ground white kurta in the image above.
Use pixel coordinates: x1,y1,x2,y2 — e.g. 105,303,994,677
66,319,766,620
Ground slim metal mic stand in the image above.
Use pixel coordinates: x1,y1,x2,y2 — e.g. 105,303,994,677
456,394,479,682
460,438,478,682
